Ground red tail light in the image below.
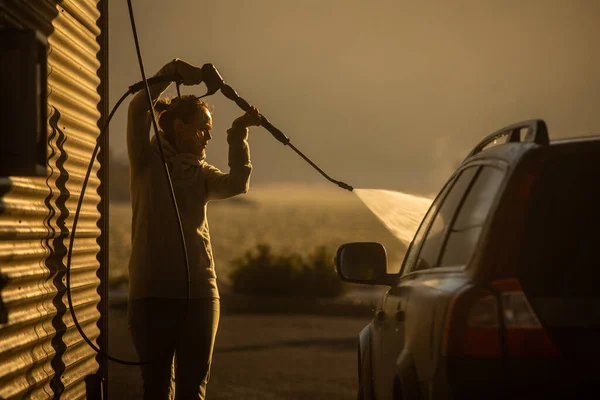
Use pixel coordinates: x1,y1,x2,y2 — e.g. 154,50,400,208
443,279,559,358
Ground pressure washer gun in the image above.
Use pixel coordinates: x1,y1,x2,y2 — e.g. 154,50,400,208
200,63,354,192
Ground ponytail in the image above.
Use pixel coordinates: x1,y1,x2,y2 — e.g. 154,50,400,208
154,98,176,147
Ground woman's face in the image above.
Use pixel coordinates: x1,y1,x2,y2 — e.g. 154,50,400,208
173,106,213,156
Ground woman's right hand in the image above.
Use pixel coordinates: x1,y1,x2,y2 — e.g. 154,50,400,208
161,58,203,86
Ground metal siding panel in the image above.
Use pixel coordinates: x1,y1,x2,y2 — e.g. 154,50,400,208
59,0,101,37
48,44,101,94
0,0,105,398
3,179,101,204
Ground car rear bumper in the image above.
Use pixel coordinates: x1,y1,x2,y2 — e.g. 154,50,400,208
423,356,596,399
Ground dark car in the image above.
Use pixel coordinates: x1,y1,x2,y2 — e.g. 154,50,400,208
336,120,600,399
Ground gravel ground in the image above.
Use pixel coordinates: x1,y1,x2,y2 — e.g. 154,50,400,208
108,307,372,399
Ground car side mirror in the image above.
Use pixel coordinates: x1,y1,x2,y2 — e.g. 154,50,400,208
335,242,392,285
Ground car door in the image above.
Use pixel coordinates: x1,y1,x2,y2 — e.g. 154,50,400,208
373,167,479,400
370,183,445,400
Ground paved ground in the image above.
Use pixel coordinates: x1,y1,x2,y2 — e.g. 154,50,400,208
108,307,372,399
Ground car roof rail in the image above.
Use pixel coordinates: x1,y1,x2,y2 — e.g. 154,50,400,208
465,119,549,160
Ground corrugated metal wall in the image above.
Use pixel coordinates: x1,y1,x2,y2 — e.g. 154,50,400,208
0,0,107,398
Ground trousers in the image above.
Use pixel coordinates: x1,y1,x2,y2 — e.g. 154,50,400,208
128,298,220,400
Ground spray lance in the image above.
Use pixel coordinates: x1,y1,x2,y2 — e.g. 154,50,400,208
200,63,354,192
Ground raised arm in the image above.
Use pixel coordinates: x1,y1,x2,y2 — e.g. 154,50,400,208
127,59,203,170
205,107,261,201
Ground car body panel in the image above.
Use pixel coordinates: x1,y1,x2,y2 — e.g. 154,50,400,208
401,271,468,383
358,324,375,400
374,283,407,400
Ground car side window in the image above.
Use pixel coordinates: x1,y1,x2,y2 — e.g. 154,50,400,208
413,167,479,271
400,188,447,275
401,167,478,274
440,166,504,267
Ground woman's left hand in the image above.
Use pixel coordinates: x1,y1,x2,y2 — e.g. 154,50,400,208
232,106,262,129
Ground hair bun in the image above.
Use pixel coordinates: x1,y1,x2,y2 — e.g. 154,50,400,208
154,99,171,113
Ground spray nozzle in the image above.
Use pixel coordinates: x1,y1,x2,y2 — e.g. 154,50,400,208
337,181,354,192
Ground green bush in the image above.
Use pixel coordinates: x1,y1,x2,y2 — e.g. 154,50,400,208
229,244,345,298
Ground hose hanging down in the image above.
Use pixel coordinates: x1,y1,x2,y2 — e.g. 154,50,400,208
65,0,190,366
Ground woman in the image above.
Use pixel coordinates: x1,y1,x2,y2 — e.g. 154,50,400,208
126,58,261,399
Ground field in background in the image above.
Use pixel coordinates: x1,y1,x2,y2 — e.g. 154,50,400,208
109,184,409,289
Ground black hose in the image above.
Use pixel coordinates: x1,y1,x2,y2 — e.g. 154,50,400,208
125,1,191,309
66,91,140,365
65,0,191,366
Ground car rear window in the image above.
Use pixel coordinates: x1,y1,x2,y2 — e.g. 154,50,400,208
518,146,600,299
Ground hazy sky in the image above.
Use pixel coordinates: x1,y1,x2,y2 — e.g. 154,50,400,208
108,0,600,196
